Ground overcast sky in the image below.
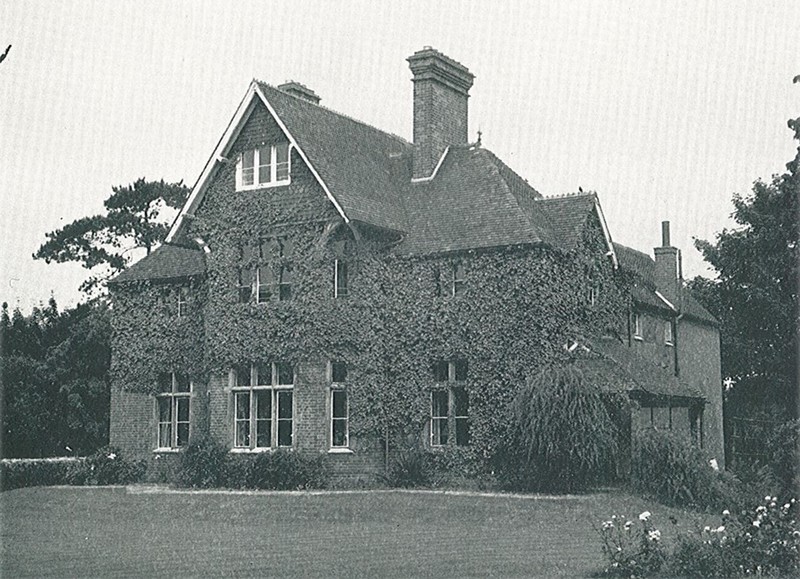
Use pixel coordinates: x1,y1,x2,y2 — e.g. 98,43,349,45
1,0,797,312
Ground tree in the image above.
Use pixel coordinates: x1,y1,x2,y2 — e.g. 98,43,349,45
688,78,799,418
1,299,112,457
33,178,189,293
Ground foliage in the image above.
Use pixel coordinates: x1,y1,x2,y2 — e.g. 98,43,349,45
0,458,82,491
596,510,666,577
33,178,189,293
221,451,329,490
67,445,146,485
503,364,624,492
175,437,228,488
382,448,432,488
689,83,799,419
1,299,111,458
669,497,800,577
731,418,800,502
631,429,741,511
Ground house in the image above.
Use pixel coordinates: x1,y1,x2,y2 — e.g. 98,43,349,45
108,48,724,484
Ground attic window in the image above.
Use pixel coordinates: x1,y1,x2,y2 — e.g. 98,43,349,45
236,143,291,190
633,313,643,340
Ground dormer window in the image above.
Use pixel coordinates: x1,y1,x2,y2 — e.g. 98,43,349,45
236,143,291,190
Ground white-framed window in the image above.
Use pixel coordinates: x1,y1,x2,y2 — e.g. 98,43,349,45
451,263,466,297
586,268,599,307
156,372,191,449
329,361,349,448
633,312,643,340
232,362,294,449
238,238,294,304
236,143,291,190
664,320,674,346
334,259,348,298
177,286,189,318
430,359,469,447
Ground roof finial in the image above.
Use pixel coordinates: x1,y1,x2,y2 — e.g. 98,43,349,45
578,186,584,193
476,128,482,147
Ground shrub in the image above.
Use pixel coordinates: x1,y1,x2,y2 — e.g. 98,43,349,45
0,458,82,491
669,497,800,577
596,510,666,577
68,446,146,485
631,428,738,510
246,450,328,490
506,364,625,492
383,448,432,488
176,437,228,488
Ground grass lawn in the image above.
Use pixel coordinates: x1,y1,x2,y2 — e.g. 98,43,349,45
1,486,714,577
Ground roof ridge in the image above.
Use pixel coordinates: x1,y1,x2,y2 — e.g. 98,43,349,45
537,191,597,200
256,80,412,148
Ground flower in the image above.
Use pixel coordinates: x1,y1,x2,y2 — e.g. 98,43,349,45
602,520,614,530
722,509,730,516
753,520,761,528
764,495,772,502
756,505,767,513
709,458,719,471
704,526,711,533
783,503,790,510
107,453,117,460
639,511,651,521
624,521,632,530
648,530,661,542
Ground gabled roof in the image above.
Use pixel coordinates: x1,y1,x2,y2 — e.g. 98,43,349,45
108,244,206,285
614,242,717,325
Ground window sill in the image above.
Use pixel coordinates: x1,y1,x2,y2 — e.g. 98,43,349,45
235,179,291,192
633,335,643,341
153,448,183,454
665,342,674,347
328,447,353,454
229,447,288,454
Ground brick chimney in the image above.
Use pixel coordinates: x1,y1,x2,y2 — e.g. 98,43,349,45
407,47,474,179
654,221,681,306
277,81,320,105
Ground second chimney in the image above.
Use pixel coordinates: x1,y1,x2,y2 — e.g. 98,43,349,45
277,81,321,105
407,47,474,179
654,221,681,306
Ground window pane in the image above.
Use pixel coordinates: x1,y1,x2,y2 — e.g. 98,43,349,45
236,365,251,387
158,397,171,422
175,374,190,393
235,392,250,420
258,146,272,184
255,389,272,448
332,420,347,447
257,266,272,303
242,149,255,169
235,419,250,447
335,261,348,297
276,363,293,385
332,390,347,418
280,238,294,258
159,422,172,449
260,238,277,259
176,397,190,421
432,390,448,418
255,390,271,419
433,361,449,382
453,387,469,416
454,360,468,382
278,391,293,417
431,418,448,446
256,363,271,386
277,420,292,447
256,419,271,448
331,362,347,383
157,373,172,393
276,162,289,182
275,143,289,164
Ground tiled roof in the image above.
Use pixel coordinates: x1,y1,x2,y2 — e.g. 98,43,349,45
257,82,412,233
535,193,598,250
614,243,717,324
108,244,206,284
573,336,704,399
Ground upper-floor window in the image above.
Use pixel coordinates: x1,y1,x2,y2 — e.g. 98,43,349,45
452,263,466,297
156,372,191,449
431,359,469,447
232,362,294,450
176,286,190,318
435,263,466,297
236,143,291,190
633,312,643,340
664,320,674,346
237,237,294,304
334,259,348,298
585,266,598,307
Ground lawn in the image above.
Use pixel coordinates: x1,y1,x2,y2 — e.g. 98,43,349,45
1,486,713,577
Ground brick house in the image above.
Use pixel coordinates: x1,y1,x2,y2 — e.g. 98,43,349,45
108,48,724,483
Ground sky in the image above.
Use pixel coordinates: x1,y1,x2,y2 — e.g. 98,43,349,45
1,0,797,312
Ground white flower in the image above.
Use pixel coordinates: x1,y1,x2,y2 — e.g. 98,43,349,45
764,495,772,502
722,509,730,516
715,526,725,533
753,520,761,528
704,526,711,533
602,520,614,530
624,521,632,530
639,511,651,521
769,501,777,508
709,458,719,471
107,453,117,460
648,530,661,542
783,504,790,510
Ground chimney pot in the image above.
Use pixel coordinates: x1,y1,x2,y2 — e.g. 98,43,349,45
661,221,671,247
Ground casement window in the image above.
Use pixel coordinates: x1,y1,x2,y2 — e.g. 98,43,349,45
334,259,348,298
664,320,674,346
236,143,291,190
329,361,349,448
176,286,189,317
633,313,643,340
451,263,466,297
430,359,469,447
237,238,294,304
232,362,294,449
586,267,599,307
156,372,191,449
